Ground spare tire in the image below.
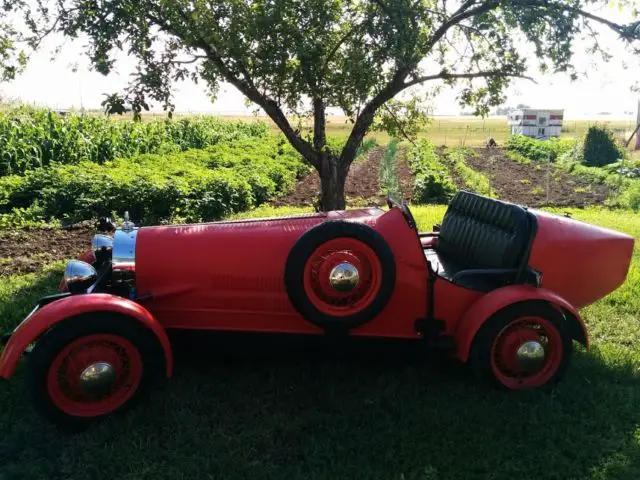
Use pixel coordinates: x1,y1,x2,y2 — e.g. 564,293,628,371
284,221,396,331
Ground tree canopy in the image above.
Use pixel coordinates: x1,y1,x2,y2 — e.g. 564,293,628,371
1,0,639,209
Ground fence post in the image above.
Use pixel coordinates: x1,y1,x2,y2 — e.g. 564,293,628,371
546,153,551,204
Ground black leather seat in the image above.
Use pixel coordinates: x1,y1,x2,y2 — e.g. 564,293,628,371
425,192,536,291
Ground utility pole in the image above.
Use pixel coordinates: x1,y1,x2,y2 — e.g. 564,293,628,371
636,98,640,150
625,98,640,149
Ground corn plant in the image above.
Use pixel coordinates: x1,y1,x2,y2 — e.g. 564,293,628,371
0,107,269,176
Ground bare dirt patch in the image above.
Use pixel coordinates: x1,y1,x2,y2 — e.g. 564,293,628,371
274,147,387,207
0,226,94,277
274,145,415,207
466,148,613,207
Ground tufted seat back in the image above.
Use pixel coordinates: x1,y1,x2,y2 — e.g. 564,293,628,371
438,192,533,270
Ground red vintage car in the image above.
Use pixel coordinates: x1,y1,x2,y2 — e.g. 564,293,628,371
0,192,634,428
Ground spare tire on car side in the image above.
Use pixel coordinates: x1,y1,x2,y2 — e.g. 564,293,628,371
284,221,396,332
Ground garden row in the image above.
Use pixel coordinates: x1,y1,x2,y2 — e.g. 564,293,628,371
0,136,310,227
408,140,493,203
0,107,269,176
506,130,640,210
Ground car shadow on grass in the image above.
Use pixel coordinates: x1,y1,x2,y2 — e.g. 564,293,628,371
2,327,640,480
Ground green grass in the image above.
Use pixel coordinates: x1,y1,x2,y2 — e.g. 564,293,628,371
1,205,640,479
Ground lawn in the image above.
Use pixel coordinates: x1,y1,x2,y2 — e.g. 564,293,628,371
1,205,639,480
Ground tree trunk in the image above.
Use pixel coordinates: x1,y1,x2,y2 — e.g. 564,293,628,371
318,153,347,211
636,99,640,150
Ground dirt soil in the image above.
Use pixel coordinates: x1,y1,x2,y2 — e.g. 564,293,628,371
0,225,94,277
2,146,607,277
275,146,414,207
466,148,613,207
274,147,386,207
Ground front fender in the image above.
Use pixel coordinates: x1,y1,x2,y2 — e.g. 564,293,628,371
0,293,173,379
455,285,588,362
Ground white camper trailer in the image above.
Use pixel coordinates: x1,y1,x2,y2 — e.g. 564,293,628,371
508,109,564,138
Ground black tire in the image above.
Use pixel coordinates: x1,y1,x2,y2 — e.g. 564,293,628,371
469,302,573,390
284,221,396,331
27,313,163,431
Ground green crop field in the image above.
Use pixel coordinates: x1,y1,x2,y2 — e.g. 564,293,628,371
90,112,637,148
217,114,636,147
1,205,639,480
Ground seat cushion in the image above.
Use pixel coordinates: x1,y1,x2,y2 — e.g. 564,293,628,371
425,249,518,292
438,192,532,270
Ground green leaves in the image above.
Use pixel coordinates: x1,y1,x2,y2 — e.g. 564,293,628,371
0,107,270,176
1,0,638,207
409,140,456,203
373,97,431,143
507,135,575,163
0,134,309,224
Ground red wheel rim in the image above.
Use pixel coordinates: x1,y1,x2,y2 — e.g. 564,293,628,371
490,317,563,389
46,334,143,417
303,238,383,317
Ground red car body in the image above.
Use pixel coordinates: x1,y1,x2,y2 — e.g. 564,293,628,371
0,192,634,427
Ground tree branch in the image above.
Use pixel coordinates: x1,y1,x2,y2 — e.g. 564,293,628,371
172,55,208,65
382,103,417,147
626,124,640,148
147,9,319,167
322,27,356,72
402,69,536,89
427,1,500,51
511,1,639,40
338,70,407,170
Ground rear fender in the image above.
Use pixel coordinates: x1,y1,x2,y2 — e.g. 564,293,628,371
0,293,172,379
455,285,588,362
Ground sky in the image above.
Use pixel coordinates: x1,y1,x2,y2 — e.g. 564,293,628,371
2,10,639,119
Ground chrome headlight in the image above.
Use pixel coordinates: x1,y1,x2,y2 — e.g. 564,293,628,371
64,260,97,293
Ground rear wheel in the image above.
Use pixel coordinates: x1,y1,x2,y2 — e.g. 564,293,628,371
469,302,572,390
27,314,160,430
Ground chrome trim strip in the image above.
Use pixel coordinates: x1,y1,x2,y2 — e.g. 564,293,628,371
112,228,138,285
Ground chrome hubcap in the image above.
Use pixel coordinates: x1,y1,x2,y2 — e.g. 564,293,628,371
329,262,360,292
516,341,546,371
79,362,117,394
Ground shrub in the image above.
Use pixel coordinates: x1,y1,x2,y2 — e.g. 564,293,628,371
555,153,611,184
581,126,625,167
507,135,575,162
1,136,308,224
608,180,640,212
409,140,456,203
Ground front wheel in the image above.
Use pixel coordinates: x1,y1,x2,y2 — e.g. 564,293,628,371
469,302,573,390
26,314,159,430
